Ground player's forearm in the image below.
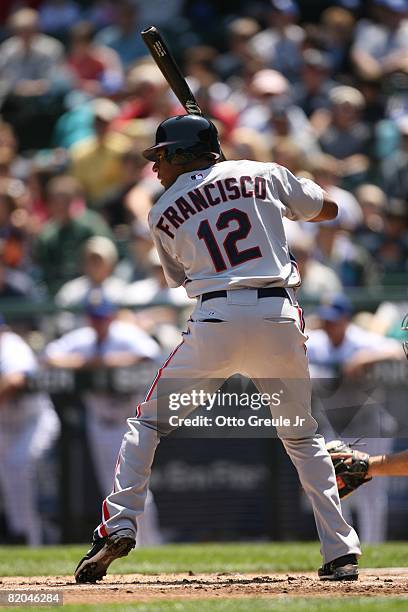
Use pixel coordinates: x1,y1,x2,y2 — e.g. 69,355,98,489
308,192,338,222
368,450,408,477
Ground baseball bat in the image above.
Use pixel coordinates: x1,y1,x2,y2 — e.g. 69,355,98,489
141,26,202,116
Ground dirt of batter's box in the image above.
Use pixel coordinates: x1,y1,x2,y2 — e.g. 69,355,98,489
1,569,408,604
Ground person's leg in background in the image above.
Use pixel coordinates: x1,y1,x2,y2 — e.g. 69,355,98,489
0,407,60,545
341,438,392,543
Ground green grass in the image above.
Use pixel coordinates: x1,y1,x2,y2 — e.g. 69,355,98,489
0,542,407,577
2,599,408,612
1,544,407,611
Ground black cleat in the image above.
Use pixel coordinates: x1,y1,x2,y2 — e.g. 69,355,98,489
318,554,358,581
75,529,136,584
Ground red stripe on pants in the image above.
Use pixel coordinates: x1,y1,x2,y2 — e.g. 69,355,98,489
98,499,110,537
296,305,305,332
141,340,184,409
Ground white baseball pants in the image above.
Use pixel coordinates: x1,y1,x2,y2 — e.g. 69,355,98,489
96,289,361,563
86,406,162,547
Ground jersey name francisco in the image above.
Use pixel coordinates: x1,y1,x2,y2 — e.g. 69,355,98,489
156,175,267,239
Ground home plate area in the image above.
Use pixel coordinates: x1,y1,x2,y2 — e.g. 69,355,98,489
2,568,408,605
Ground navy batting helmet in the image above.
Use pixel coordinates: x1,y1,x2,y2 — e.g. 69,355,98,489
142,115,221,165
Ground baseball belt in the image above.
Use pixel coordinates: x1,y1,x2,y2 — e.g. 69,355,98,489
201,288,290,303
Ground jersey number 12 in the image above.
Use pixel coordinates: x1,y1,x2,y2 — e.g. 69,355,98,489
197,208,262,272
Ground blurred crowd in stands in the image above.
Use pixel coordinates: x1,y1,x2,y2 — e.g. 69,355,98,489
0,2,406,295
0,0,408,545
0,0,406,340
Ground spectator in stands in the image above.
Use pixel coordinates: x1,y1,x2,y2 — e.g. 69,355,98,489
0,244,39,300
96,147,157,228
113,62,170,126
0,8,65,99
271,138,306,174
215,17,261,82
369,198,408,281
176,84,239,140
0,178,31,271
226,127,271,163
317,219,380,287
136,0,184,28
309,153,363,230
115,222,154,283
53,93,104,150
184,46,219,90
0,183,25,268
358,77,386,126
318,86,371,181
67,20,124,96
0,316,60,545
0,8,71,149
270,98,320,156
312,211,380,288
239,69,319,155
289,231,343,298
123,248,194,351
34,175,112,294
124,247,193,308
70,98,131,206
84,0,115,30
39,0,81,41
239,69,289,133
307,294,403,542
351,0,408,81
94,0,149,68
353,184,387,252
26,159,62,230
0,121,19,177
55,236,127,308
250,0,304,83
319,6,356,76
293,49,337,120
43,290,162,546
380,115,408,200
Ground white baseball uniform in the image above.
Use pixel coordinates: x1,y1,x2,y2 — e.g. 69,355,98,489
0,330,60,546
44,320,162,547
307,325,401,543
94,160,361,563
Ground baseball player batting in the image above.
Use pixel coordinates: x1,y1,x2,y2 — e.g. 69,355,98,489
75,114,361,583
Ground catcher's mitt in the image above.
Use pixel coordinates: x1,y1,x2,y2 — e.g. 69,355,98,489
326,439,371,499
